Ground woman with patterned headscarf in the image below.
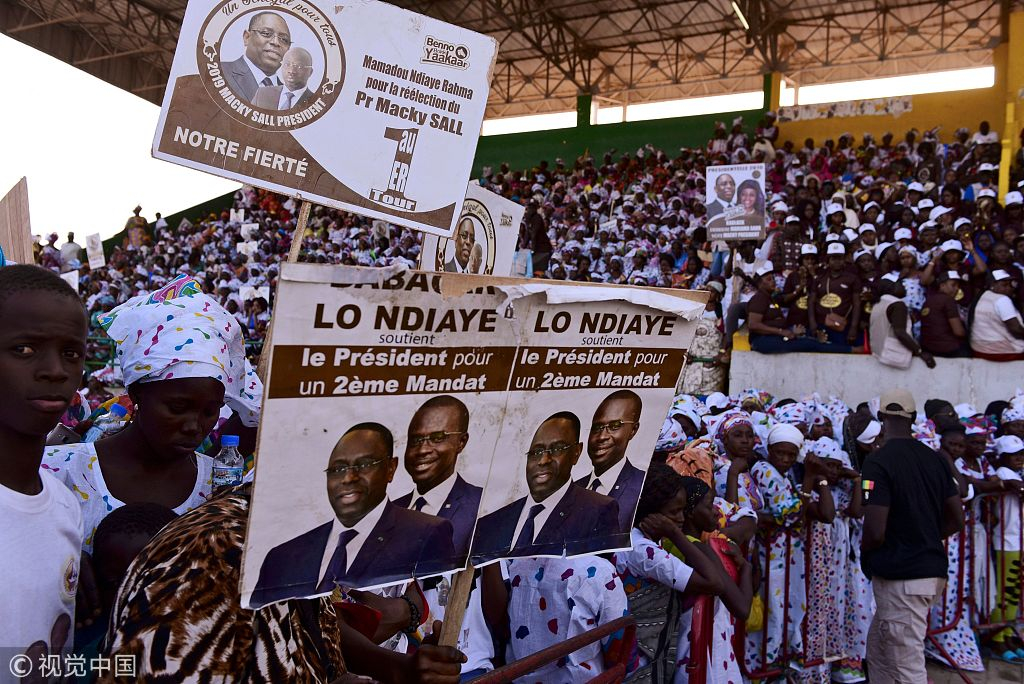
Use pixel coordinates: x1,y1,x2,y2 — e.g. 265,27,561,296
42,275,263,622
745,424,830,676
712,411,763,513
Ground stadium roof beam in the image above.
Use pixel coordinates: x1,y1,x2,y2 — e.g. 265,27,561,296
0,0,1016,115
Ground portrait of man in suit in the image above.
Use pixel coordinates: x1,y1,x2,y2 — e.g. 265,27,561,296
393,395,483,560
250,422,456,608
705,173,737,219
220,11,290,103
577,390,646,531
253,47,317,110
471,411,619,561
444,218,475,273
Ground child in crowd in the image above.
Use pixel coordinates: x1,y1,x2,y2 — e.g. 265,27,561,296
613,464,724,682
0,265,88,671
989,435,1024,660
675,476,753,683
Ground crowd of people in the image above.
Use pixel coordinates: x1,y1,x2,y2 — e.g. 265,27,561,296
9,115,1024,683
5,258,1024,683
35,117,1024,391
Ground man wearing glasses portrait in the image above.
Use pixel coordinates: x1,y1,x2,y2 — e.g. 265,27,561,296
471,411,619,561
250,422,456,607
577,390,646,531
393,396,483,560
221,11,290,103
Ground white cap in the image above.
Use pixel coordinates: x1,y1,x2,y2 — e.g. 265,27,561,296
859,223,877,234
800,244,819,255
992,269,1012,281
827,203,845,215
772,201,789,212
979,163,997,172
881,272,900,282
874,242,894,258
1006,191,1024,206
863,201,881,212
929,206,952,220
918,198,935,210
979,188,997,198
954,217,973,230
853,248,873,261
705,392,730,411
918,220,938,231
755,261,775,277
995,435,1024,456
785,215,801,224
894,228,913,241
907,182,925,193
843,228,859,243
943,270,963,281
825,232,842,243
827,242,846,255
940,239,964,253
856,420,882,445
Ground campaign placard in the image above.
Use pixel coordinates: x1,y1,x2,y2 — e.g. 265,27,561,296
85,233,106,270
705,163,767,242
240,264,704,607
152,0,497,237
419,183,523,276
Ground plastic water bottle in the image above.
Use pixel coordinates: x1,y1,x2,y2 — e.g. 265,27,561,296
83,403,129,442
213,435,244,489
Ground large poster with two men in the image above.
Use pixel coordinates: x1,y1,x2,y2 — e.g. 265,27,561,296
240,264,705,607
152,0,497,236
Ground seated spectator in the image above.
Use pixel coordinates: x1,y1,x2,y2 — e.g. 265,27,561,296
970,270,1024,360
921,271,969,357
746,264,846,354
869,274,936,368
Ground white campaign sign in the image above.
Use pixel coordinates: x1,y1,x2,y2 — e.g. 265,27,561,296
85,233,105,269
153,0,497,237
419,183,524,276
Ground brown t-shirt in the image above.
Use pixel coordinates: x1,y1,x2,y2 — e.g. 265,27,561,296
920,291,963,354
747,290,787,335
813,271,861,321
782,272,810,326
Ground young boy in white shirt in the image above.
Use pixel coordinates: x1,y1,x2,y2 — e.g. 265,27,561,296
0,265,87,681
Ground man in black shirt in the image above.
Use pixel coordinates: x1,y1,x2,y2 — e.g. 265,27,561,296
861,389,963,683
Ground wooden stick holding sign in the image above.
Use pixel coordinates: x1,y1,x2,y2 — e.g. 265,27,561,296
257,199,312,382
437,564,476,648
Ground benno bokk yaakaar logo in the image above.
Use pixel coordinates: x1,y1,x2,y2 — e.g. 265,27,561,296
422,36,469,69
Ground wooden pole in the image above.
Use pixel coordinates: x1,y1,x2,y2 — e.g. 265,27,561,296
257,199,311,381
437,565,476,648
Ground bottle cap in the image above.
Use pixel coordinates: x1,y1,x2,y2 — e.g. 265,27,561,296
109,403,128,417
221,435,240,448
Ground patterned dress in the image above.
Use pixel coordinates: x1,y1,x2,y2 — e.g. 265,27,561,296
41,442,213,554
834,515,874,682
924,457,991,671
101,485,346,681
506,555,629,683
746,461,806,676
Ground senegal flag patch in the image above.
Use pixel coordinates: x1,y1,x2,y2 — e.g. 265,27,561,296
862,479,875,501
